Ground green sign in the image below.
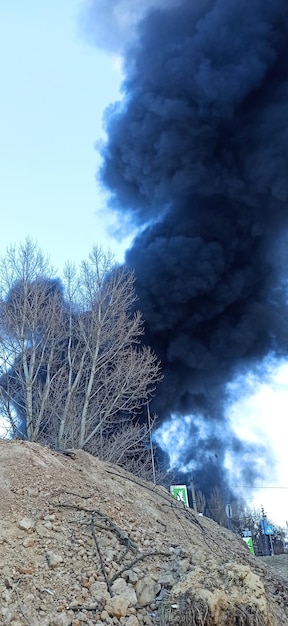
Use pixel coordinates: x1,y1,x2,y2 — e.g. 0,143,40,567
243,536,255,555
170,485,189,506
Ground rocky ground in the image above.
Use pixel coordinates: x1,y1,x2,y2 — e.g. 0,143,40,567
0,439,288,626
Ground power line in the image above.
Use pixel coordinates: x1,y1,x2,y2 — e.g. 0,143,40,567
234,486,288,489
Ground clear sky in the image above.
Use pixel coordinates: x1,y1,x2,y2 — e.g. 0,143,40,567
1,1,288,529
0,0,129,272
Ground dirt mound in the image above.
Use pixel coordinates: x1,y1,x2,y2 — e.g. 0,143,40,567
0,440,287,626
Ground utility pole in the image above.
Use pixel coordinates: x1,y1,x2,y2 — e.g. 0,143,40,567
214,452,231,530
147,402,156,485
190,475,197,512
260,505,271,556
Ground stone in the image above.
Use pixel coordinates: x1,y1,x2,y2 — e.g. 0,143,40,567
157,572,175,588
15,565,34,574
123,586,137,606
27,487,39,497
44,521,53,530
90,581,110,601
135,577,156,607
105,596,129,618
36,524,52,538
48,613,70,626
18,517,35,531
46,551,63,569
22,536,36,548
44,514,56,521
179,558,190,573
123,570,138,584
111,578,127,594
125,616,140,626
111,578,137,606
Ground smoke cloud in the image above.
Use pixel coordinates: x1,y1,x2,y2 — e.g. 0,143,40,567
96,0,288,492
82,0,181,52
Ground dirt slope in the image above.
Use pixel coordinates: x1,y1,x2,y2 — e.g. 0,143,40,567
0,439,287,626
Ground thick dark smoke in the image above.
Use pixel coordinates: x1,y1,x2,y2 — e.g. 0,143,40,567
82,0,181,52
97,0,288,493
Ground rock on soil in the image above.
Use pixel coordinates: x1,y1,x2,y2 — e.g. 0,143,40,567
0,439,287,626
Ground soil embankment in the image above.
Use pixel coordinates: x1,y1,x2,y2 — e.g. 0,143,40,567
0,440,287,625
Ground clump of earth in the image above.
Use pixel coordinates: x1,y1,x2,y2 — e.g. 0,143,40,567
0,440,287,626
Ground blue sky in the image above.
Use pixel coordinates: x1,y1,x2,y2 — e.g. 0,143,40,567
1,1,288,527
0,0,128,270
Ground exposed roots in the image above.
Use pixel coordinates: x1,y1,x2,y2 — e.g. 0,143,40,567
162,593,269,626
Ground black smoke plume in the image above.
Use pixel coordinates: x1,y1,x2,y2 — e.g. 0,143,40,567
83,0,181,52
97,0,288,493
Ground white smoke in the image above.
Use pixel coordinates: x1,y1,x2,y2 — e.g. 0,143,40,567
81,0,182,52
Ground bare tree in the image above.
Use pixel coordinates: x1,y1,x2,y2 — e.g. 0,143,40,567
0,242,162,471
52,247,162,451
91,418,155,475
207,486,226,526
195,489,206,515
0,240,63,440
